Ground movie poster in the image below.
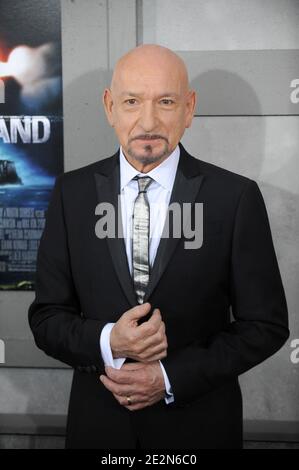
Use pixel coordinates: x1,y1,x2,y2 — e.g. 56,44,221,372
0,0,64,290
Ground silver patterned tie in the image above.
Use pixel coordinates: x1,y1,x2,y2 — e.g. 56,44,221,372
132,175,153,304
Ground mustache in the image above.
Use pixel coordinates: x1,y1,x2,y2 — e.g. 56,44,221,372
130,134,169,143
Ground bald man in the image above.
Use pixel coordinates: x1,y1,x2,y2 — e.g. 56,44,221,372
28,45,289,449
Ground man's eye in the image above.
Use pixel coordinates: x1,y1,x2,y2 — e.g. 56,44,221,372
160,99,174,105
125,99,137,105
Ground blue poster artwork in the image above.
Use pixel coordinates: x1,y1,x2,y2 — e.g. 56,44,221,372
0,0,64,289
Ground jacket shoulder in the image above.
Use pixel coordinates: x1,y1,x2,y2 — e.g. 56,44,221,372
54,153,117,188
184,149,254,195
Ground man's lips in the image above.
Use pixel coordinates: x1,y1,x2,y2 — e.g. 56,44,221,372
131,136,167,143
137,138,161,142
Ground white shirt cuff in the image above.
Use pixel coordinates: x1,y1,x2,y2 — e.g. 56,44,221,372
100,323,126,369
159,360,174,404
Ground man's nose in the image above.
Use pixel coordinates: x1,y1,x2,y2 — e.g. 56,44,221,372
138,102,158,132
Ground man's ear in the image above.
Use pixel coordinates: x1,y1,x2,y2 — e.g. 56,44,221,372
102,88,114,127
185,90,197,129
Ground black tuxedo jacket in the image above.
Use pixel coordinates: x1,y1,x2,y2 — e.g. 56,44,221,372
28,143,289,449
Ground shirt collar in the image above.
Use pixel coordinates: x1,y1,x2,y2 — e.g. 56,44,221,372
119,145,180,192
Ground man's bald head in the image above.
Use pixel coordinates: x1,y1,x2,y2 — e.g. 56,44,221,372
103,44,196,172
111,44,190,95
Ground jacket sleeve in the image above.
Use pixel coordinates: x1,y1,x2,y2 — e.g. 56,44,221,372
28,175,107,373
161,180,289,406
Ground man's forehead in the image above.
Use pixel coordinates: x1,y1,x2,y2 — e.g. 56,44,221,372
116,67,182,81
119,91,180,96
111,48,189,93
118,91,181,99
111,70,186,95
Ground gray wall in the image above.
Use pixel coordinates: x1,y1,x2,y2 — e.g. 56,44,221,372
0,0,298,428
142,0,299,423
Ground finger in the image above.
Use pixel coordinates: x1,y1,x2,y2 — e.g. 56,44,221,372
136,322,166,352
137,309,162,337
147,308,162,325
114,393,147,407
100,374,133,396
104,366,135,384
99,374,118,394
141,349,168,362
131,325,166,358
142,340,167,358
126,302,151,321
121,362,146,371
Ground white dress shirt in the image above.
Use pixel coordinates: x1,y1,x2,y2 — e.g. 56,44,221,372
100,145,180,404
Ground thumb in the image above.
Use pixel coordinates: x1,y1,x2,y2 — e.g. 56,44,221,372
127,302,151,320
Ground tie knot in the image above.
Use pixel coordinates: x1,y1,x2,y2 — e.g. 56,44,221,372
134,175,153,193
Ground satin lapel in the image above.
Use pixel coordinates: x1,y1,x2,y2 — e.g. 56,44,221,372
94,156,137,307
143,151,204,303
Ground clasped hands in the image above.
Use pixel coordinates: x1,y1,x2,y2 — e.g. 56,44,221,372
99,302,168,411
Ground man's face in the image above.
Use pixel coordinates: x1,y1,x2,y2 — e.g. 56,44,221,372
103,51,196,168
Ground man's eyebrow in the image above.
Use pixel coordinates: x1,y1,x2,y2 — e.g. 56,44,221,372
120,92,180,98
120,92,142,97
157,93,180,99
